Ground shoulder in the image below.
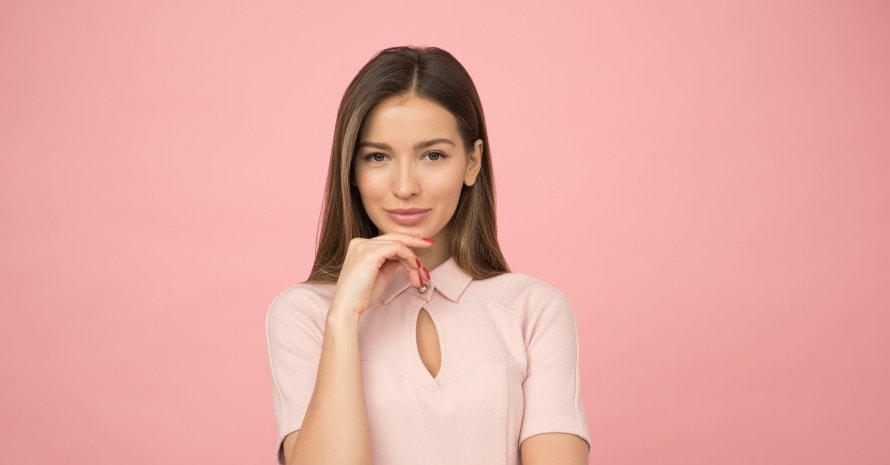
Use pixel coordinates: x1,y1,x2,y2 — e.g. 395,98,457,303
469,271,574,319
266,281,335,329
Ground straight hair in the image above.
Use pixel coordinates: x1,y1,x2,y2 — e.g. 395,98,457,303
308,46,509,282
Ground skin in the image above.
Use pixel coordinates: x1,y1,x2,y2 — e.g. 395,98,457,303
354,93,483,271
282,94,587,464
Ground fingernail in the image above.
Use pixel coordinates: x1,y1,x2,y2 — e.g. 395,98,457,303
415,258,422,269
421,237,434,243
423,267,431,280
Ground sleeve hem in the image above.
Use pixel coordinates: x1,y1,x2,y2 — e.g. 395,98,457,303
518,413,591,450
276,406,307,465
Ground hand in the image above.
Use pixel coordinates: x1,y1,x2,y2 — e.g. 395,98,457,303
329,233,433,320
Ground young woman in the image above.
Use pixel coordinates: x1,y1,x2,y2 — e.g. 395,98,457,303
266,46,590,465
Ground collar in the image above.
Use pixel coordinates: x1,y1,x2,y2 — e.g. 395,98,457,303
380,256,474,304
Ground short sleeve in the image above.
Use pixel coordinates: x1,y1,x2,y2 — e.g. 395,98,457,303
265,285,328,464
519,287,591,449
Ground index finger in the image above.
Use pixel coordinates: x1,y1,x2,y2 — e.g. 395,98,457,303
371,233,435,247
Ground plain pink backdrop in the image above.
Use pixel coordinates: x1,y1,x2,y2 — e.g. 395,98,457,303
2,0,888,464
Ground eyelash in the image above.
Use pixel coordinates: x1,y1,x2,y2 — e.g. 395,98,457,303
362,151,448,162
423,151,448,161
424,151,447,161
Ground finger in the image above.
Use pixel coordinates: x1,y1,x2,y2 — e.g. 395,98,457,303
370,233,435,248
352,237,427,287
375,241,425,287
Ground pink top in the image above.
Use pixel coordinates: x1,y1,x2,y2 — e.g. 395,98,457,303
266,257,590,464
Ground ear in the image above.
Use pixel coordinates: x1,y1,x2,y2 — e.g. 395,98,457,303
463,139,483,186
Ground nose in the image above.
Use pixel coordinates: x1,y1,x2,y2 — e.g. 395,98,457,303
392,159,419,199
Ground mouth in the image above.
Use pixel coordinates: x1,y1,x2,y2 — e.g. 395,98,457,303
385,208,431,226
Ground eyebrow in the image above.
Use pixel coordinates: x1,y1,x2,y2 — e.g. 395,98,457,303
357,138,456,151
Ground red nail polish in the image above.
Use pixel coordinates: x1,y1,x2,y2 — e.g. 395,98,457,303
423,267,431,280
415,258,422,269
421,237,434,243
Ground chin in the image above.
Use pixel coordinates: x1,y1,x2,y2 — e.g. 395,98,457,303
395,225,427,236
376,224,419,236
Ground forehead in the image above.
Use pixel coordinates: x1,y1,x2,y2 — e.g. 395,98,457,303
360,95,460,143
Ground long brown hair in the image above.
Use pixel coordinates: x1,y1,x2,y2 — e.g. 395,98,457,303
308,46,509,282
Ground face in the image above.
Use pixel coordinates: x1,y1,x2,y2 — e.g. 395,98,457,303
354,94,482,244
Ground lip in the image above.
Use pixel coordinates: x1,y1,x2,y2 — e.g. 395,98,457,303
385,208,431,226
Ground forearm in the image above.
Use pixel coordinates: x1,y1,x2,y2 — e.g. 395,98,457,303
287,312,373,465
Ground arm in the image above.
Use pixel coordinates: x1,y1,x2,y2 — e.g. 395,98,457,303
280,234,431,465
520,433,589,465
517,283,592,464
283,311,371,465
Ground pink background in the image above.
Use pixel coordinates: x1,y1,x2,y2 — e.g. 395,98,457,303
2,0,888,464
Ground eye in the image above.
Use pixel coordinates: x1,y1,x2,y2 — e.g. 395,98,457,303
365,152,387,162
424,151,447,161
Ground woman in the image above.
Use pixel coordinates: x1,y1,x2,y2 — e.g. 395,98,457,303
266,46,590,465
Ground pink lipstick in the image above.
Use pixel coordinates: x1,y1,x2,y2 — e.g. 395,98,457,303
385,208,430,226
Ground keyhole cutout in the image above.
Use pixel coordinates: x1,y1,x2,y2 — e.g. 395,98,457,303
416,308,441,378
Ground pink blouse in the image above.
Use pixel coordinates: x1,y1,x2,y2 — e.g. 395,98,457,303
266,257,590,464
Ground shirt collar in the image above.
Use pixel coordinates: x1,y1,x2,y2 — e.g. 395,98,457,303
380,256,474,304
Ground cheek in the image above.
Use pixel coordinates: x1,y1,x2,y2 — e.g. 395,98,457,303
427,173,466,202
355,171,386,198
